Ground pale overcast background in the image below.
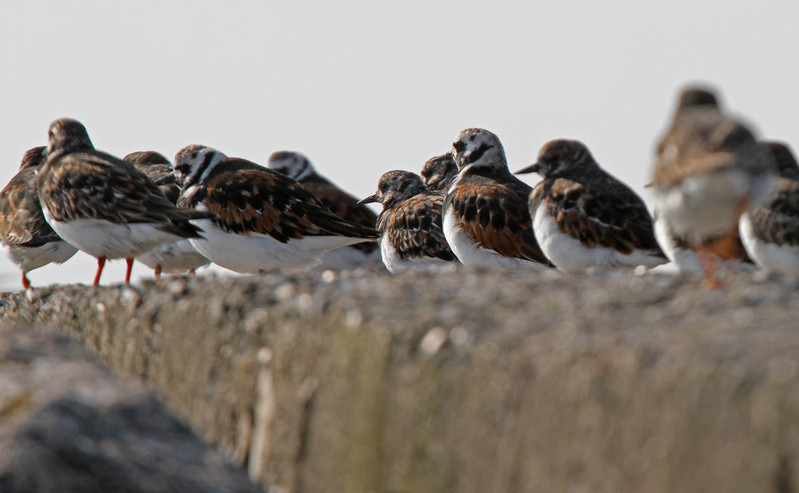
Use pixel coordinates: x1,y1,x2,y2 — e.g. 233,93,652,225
1,1,797,289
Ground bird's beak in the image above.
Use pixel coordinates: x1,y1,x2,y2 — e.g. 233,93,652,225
515,163,541,175
358,193,379,205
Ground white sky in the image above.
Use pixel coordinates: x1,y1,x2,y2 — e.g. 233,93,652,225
1,1,797,289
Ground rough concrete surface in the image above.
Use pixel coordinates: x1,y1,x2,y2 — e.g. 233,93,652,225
2,266,799,493
0,324,263,493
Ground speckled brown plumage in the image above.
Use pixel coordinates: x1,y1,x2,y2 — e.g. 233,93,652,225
0,147,57,247
39,120,207,237
420,152,457,192
652,88,766,189
523,140,664,258
747,142,799,246
179,156,379,242
445,128,552,267
268,151,378,253
446,171,549,264
40,150,205,236
124,151,179,204
363,170,455,263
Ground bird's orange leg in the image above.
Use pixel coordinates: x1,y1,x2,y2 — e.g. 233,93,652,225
93,256,107,286
22,272,31,290
699,196,751,288
699,249,720,289
125,258,134,284
154,264,162,280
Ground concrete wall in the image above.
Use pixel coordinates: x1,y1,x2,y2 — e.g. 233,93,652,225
2,268,799,492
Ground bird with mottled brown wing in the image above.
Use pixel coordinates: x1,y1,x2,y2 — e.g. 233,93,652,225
176,147,379,274
0,146,77,288
267,150,379,263
444,128,551,269
517,139,665,271
360,170,455,273
650,87,776,286
739,141,799,272
37,118,207,286
380,193,455,262
124,150,210,278
447,178,548,263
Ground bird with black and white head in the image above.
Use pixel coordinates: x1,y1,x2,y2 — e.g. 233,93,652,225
124,150,210,278
443,128,552,269
174,145,379,274
268,150,379,268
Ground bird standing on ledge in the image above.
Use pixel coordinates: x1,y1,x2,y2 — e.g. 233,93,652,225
443,128,552,269
0,147,78,289
37,118,207,286
517,139,666,271
651,87,776,286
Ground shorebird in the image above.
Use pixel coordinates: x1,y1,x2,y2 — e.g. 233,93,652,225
0,146,77,288
359,170,456,273
174,145,379,273
37,118,206,285
420,152,457,192
267,150,379,268
124,151,210,278
739,141,799,272
443,128,552,269
650,86,776,286
517,139,666,271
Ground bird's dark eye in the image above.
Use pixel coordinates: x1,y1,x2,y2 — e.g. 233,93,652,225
453,141,466,153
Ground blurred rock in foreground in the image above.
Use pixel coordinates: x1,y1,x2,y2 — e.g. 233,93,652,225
3,267,799,493
0,324,263,493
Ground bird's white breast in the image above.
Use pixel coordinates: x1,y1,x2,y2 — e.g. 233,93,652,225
380,233,450,274
442,203,539,269
534,205,665,271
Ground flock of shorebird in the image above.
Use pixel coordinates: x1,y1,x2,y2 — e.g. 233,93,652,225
0,84,795,290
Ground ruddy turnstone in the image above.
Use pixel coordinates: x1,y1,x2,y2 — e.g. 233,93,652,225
124,151,211,278
651,86,776,285
37,118,207,286
0,147,78,289
267,150,379,267
739,141,799,272
420,152,457,192
516,139,667,271
359,170,456,273
443,128,552,269
653,211,754,273
174,145,380,274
